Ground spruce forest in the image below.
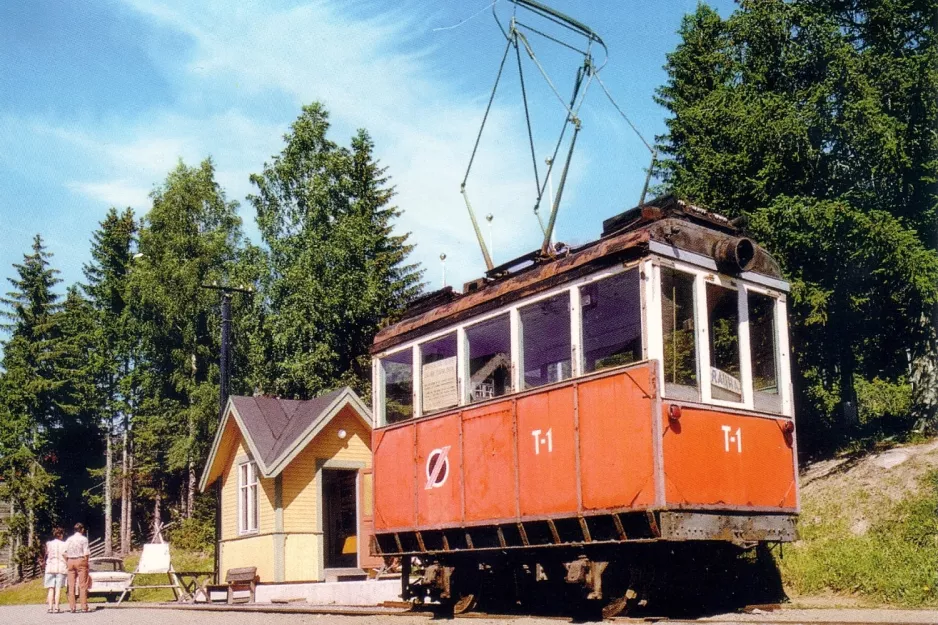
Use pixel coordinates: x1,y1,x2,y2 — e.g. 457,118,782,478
1,0,936,577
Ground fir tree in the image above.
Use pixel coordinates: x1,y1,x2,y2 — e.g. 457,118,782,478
129,159,243,529
82,207,138,555
0,235,65,571
248,104,423,399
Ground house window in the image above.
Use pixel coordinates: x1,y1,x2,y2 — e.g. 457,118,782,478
238,461,258,534
580,269,642,373
520,292,572,389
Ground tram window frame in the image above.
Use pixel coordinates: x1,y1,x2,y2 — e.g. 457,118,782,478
746,286,784,414
371,258,792,423
379,347,415,425
466,314,512,404
650,257,792,416
706,281,744,404
420,333,460,415
659,266,701,402
519,291,573,390
579,268,643,374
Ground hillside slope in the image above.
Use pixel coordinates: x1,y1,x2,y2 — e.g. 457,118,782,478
781,438,938,606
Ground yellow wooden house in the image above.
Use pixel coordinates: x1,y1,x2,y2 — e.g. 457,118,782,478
199,387,380,583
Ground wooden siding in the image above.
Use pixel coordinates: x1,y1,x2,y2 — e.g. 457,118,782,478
215,403,373,582
219,426,276,540
281,406,372,535
220,534,275,583
284,534,321,581
0,498,11,568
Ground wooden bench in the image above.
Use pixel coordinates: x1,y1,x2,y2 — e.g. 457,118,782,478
203,567,257,604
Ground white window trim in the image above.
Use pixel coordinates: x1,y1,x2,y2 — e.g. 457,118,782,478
373,256,792,422
570,285,584,378
238,461,259,535
651,256,791,415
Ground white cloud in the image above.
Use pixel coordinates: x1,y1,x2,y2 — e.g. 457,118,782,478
67,180,151,208
111,0,546,286
10,0,575,289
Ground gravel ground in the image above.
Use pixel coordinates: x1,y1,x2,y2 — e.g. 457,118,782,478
3,605,938,625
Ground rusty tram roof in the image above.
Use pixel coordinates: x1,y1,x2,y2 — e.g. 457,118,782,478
372,196,783,355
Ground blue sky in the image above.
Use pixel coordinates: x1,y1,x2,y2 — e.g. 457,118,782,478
0,0,737,306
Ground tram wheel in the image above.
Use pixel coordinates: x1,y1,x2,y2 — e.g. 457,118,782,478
601,586,639,619
601,595,628,619
453,592,479,614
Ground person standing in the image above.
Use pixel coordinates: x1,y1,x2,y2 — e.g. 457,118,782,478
43,528,67,613
64,523,90,613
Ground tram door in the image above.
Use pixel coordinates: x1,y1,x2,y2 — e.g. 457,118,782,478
323,468,358,569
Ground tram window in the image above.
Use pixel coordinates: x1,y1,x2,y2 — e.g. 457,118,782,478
661,268,699,400
749,291,781,413
421,333,459,414
707,283,742,403
466,314,511,403
581,269,642,373
520,292,572,389
381,349,413,424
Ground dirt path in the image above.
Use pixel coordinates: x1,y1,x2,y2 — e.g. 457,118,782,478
4,605,938,625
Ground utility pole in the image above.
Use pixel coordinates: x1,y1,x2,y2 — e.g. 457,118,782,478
201,282,252,581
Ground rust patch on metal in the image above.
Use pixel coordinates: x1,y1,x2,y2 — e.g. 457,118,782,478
372,230,650,354
373,209,783,354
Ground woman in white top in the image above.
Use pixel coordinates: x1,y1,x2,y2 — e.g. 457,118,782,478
44,527,67,613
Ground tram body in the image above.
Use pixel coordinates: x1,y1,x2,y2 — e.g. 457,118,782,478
368,197,798,613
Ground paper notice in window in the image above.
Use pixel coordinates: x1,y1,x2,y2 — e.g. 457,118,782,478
711,367,742,395
422,356,458,412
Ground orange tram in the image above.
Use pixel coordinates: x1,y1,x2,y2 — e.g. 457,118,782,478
368,197,799,617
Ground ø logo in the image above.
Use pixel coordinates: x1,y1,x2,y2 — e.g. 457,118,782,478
425,446,451,490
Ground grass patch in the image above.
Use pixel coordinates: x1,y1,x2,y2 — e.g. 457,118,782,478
0,547,212,606
780,469,938,606
0,576,46,606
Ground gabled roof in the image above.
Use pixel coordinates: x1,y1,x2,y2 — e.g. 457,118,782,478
199,386,372,491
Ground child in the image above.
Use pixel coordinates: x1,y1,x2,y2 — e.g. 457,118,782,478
44,527,67,613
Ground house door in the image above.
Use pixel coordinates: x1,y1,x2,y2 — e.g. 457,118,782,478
322,468,358,569
358,468,383,570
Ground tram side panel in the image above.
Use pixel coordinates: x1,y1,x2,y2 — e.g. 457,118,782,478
577,366,656,511
516,386,579,516
373,363,661,535
463,402,517,522
416,415,463,527
373,426,417,531
661,404,797,511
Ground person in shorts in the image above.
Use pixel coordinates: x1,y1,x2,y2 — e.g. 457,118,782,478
44,527,67,613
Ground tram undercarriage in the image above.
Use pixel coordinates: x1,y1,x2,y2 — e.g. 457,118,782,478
379,511,794,618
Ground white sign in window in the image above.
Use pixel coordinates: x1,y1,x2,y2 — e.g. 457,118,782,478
422,356,458,413
421,333,458,413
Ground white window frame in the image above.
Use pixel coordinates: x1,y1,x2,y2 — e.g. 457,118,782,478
373,263,638,421
743,282,793,417
463,312,513,406
375,346,416,427
238,461,259,535
577,265,646,376
418,332,460,416
371,256,792,422
648,256,792,415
